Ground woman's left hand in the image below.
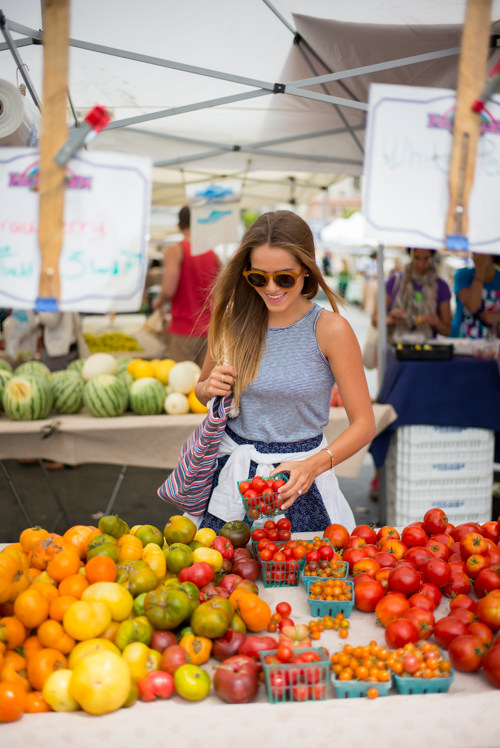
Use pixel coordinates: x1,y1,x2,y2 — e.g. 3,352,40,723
270,459,317,510
421,312,439,327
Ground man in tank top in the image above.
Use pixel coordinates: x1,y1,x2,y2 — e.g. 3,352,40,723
153,206,220,367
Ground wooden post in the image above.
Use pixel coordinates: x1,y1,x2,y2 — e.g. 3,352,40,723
445,0,492,249
37,0,70,308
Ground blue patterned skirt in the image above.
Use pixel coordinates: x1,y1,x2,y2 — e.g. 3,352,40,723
199,426,332,534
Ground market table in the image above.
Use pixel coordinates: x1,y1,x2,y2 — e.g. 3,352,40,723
1,533,499,748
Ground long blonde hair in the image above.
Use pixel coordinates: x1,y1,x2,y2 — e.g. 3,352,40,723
208,210,342,408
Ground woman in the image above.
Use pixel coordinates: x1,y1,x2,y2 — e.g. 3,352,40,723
193,211,376,533
451,254,500,338
375,248,451,339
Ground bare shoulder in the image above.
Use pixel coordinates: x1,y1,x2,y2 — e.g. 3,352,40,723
164,243,183,262
316,309,355,339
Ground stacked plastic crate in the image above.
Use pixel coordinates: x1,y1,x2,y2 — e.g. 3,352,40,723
386,426,494,526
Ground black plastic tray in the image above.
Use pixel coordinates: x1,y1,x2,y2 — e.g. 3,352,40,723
393,344,453,361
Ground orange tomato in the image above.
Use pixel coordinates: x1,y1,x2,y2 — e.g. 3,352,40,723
352,558,381,578
100,620,120,642
375,567,392,589
236,592,272,632
84,555,117,584
26,648,67,691
46,550,81,583
20,527,49,554
49,595,78,622
25,691,52,713
0,681,26,722
63,525,97,560
0,658,31,693
29,581,59,605
37,620,76,655
85,528,102,546
3,543,26,555
27,568,42,583
29,535,72,571
229,587,249,610
116,534,143,562
0,617,27,650
377,526,400,543
379,538,408,561
3,651,25,669
58,573,89,599
14,589,50,629
23,636,44,660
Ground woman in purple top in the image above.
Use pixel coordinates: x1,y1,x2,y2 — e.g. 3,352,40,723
381,249,451,339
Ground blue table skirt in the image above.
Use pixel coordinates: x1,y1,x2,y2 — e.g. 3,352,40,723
370,349,500,468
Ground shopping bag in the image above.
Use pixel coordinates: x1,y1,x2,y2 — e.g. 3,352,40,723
157,394,232,515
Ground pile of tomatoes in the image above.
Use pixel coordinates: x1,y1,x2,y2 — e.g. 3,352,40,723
331,641,392,683
251,518,294,545
238,475,287,520
390,642,452,679
308,580,353,603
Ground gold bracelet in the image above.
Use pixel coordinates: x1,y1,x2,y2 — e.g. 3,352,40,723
322,448,334,469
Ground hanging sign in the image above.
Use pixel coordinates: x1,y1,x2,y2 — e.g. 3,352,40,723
186,180,241,256
363,83,500,254
0,148,152,311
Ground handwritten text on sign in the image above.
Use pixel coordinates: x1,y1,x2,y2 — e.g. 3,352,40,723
363,84,500,254
0,148,152,311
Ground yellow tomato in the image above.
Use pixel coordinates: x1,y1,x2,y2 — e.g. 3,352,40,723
81,582,133,622
188,390,208,414
42,669,80,712
121,642,161,683
63,600,112,641
155,359,176,385
192,547,223,572
68,638,121,670
69,651,130,715
194,528,217,548
142,543,167,581
129,525,142,537
117,534,143,562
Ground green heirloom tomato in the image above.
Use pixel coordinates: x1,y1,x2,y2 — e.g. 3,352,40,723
174,664,211,701
98,514,130,539
190,597,234,639
164,516,197,546
144,588,192,630
86,533,119,562
135,525,164,548
219,521,251,548
116,560,158,597
231,613,247,634
165,543,193,574
114,618,152,650
133,592,147,617
188,540,206,552
166,580,200,616
177,626,194,640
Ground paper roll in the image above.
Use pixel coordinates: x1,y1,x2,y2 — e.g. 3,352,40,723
0,78,40,147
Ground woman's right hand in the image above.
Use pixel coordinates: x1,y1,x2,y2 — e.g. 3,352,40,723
387,308,407,325
201,365,238,400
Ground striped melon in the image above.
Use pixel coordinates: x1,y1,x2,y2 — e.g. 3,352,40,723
83,375,128,418
118,370,134,394
0,369,13,410
15,360,51,380
67,359,86,374
130,377,166,415
117,357,133,375
0,360,13,373
50,370,85,414
3,375,53,421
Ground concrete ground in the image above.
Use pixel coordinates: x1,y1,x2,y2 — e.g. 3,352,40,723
1,305,379,542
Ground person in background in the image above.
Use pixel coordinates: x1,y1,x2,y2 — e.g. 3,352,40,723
322,251,332,277
153,206,220,367
374,248,451,339
338,259,349,298
451,254,500,338
38,312,79,372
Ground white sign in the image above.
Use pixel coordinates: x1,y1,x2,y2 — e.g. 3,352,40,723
185,180,242,206
185,180,241,256
364,84,500,254
0,148,152,311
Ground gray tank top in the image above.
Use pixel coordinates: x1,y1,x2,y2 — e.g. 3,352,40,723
228,303,334,443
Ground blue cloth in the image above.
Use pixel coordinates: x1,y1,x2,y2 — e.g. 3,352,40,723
199,426,331,533
451,267,500,338
370,348,500,467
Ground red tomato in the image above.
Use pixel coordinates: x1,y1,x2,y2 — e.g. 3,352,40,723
272,479,286,492
281,547,292,559
261,489,274,501
429,533,453,548
375,567,392,589
374,594,410,627
482,522,500,544
344,536,366,550
251,476,267,494
423,508,448,536
278,617,294,631
460,533,488,560
444,523,455,536
318,545,334,561
272,552,286,562
449,542,461,554
408,593,435,611
452,523,484,543
449,561,466,575
276,645,293,663
292,546,306,560
404,546,434,569
477,594,500,632
408,521,426,531
239,481,251,495
267,530,279,541
260,549,273,562
483,646,500,688
465,554,491,579
352,573,374,587
305,550,320,563
486,549,500,567
354,580,385,612
266,542,278,556
323,523,349,549
244,490,260,504
401,526,429,548
474,567,500,599
449,608,475,625
450,594,477,613
448,635,486,672
421,558,451,588
362,544,379,559
419,582,442,608
442,572,471,598
343,548,368,573
468,621,494,647
251,529,267,542
433,616,468,649
388,566,421,597
403,607,435,639
276,518,291,533
374,552,397,569
425,540,450,561
448,553,462,563
276,602,291,618
385,619,419,649
264,521,276,530
351,525,377,545
395,559,418,570
379,539,408,560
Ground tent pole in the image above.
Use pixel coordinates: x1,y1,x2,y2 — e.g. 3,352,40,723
376,244,387,391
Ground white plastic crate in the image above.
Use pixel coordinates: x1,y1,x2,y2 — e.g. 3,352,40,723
386,425,494,526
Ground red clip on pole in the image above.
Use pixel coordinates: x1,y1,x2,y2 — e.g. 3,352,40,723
54,105,111,165
471,61,500,113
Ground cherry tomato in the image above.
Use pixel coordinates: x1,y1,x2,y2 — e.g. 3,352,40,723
264,521,276,531
267,529,279,541
251,476,267,494
238,481,251,495
278,531,291,542
272,479,286,492
244,489,259,500
292,546,306,560
276,602,292,618
251,528,267,542
276,646,293,663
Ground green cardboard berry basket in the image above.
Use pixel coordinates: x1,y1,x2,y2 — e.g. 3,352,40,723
393,670,454,694
260,647,330,704
257,541,307,587
331,673,393,698
238,473,289,522
307,580,355,618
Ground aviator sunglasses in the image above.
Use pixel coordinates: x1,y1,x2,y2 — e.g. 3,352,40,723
243,264,306,290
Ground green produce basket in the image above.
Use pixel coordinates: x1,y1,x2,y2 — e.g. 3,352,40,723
257,542,306,588
393,671,454,695
260,647,330,704
301,561,348,592
238,473,290,522
331,673,393,698
307,581,355,618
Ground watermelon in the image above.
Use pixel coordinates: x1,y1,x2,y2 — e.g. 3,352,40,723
15,360,51,380
0,360,13,373
50,370,85,414
130,377,166,415
116,357,133,374
0,369,13,410
67,359,86,374
3,375,53,421
118,370,134,394
83,375,128,418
